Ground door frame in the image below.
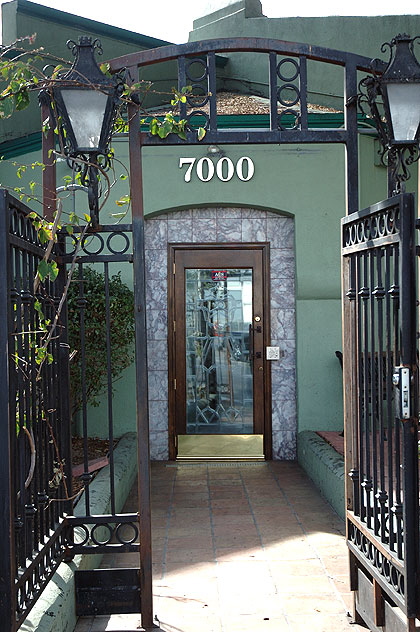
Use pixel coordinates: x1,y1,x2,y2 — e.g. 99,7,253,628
168,242,272,460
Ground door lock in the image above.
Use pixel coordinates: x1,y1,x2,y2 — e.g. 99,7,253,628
393,366,411,419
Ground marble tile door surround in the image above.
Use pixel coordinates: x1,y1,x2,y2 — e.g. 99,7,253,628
144,207,296,460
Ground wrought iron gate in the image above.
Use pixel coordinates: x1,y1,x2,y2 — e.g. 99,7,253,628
0,191,71,630
0,190,152,630
342,193,419,631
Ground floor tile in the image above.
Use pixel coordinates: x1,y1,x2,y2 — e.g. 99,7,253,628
74,462,358,632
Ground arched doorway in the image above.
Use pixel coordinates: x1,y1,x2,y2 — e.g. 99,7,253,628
144,206,296,460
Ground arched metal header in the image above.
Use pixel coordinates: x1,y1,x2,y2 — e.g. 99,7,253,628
108,37,380,146
107,38,384,213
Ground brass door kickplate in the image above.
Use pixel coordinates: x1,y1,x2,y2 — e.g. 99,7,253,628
177,434,264,461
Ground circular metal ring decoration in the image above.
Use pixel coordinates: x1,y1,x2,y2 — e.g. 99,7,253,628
277,58,300,82
107,232,130,255
277,84,300,107
65,524,90,546
80,233,105,256
186,110,210,130
186,58,208,83
186,83,210,109
357,220,365,243
385,208,398,234
278,108,301,131
91,523,114,546
116,521,139,544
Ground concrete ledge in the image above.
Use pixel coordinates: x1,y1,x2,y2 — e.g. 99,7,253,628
297,430,345,519
20,432,138,632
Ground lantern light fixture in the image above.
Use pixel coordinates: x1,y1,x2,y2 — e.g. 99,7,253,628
359,34,420,192
40,37,123,227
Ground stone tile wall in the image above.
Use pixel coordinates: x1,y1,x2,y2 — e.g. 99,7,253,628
144,207,296,460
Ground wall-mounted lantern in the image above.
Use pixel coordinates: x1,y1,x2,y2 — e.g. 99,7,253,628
359,34,420,192
40,37,122,226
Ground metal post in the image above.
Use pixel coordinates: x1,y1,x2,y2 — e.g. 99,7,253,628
128,72,154,629
0,190,16,631
344,60,359,215
41,102,56,221
398,193,418,617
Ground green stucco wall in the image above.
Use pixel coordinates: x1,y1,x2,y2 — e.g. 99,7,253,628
0,131,394,439
1,0,419,444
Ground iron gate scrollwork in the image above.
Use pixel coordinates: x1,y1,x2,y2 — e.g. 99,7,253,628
0,190,152,629
0,191,72,631
342,193,419,626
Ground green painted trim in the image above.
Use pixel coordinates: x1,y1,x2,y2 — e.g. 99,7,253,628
0,132,42,159
140,111,375,130
1,114,376,159
13,0,172,49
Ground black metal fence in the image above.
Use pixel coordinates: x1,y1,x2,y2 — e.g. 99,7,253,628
0,190,152,629
342,194,419,626
0,190,71,630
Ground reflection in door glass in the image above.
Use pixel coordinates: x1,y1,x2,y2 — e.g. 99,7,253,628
185,268,253,434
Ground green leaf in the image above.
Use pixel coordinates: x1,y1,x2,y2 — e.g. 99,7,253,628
100,62,111,75
84,214,91,223
149,118,159,136
158,120,173,139
48,261,59,282
0,98,14,119
197,127,206,141
14,90,30,111
38,225,53,244
37,259,49,281
69,212,80,225
34,299,45,320
116,194,130,207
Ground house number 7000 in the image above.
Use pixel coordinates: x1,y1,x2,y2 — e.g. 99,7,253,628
179,156,255,183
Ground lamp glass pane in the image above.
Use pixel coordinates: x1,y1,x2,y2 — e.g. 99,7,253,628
61,89,108,150
387,83,420,141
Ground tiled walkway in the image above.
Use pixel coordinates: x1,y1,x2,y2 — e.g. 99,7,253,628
74,461,366,632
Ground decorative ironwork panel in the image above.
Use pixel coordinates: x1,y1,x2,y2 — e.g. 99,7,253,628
108,38,376,213
0,192,71,630
342,194,419,617
59,224,138,545
177,53,214,135
269,53,308,131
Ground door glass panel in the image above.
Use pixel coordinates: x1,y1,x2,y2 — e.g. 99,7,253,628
185,268,253,434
